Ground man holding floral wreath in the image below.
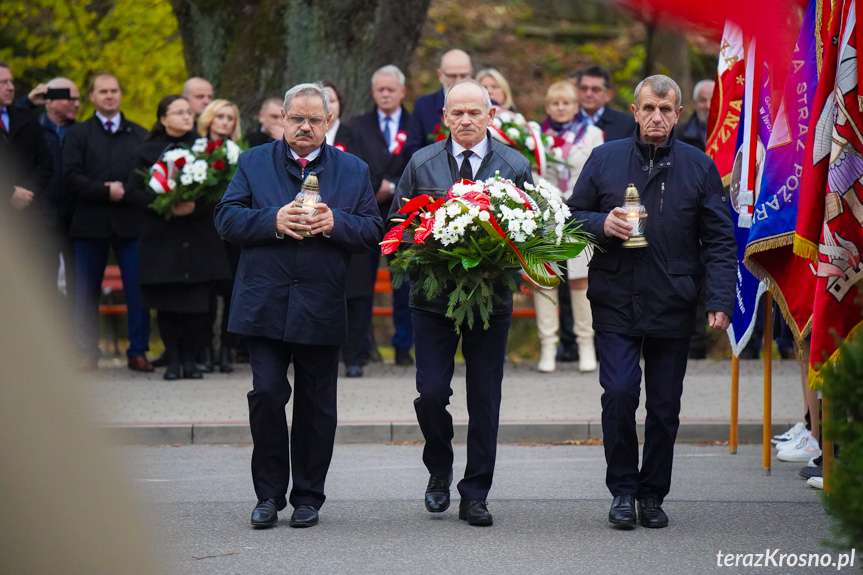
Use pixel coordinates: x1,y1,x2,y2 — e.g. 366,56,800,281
388,79,532,527
567,74,736,530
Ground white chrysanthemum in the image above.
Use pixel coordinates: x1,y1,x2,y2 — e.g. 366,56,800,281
506,127,520,140
552,147,564,160
478,211,490,222
521,219,538,235
182,163,195,175
445,203,462,217
167,179,177,190
468,206,480,218
492,117,502,128
225,140,240,164
471,225,479,231
523,181,536,191
193,159,208,172
513,232,527,243
191,138,208,153
192,171,207,183
525,136,535,151
180,173,194,186
514,113,526,125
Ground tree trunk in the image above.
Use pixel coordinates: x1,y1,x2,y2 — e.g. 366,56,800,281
642,22,692,108
169,0,432,122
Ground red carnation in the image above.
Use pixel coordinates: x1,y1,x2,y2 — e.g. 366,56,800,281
174,157,187,169
214,139,224,148
212,159,226,170
205,141,218,153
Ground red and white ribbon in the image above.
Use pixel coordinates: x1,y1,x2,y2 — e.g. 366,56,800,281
148,162,170,194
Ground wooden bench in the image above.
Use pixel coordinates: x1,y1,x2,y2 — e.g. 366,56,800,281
99,266,538,318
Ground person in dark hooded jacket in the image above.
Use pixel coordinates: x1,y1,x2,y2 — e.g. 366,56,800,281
567,74,736,530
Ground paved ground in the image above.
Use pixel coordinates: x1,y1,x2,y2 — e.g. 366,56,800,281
88,357,805,445
123,443,852,575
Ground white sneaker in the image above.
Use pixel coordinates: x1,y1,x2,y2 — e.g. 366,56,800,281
807,476,823,490
772,422,806,444
775,428,811,451
778,434,822,462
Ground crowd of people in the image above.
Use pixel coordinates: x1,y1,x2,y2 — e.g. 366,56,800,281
4,49,818,531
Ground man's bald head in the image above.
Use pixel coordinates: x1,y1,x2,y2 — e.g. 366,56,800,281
182,77,214,117
437,49,473,91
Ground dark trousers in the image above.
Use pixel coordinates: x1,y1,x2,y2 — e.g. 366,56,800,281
157,311,210,364
412,309,511,500
388,253,413,351
344,295,374,366
74,237,150,359
246,336,340,510
596,331,690,502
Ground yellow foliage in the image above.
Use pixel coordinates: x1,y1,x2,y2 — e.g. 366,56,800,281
0,0,187,127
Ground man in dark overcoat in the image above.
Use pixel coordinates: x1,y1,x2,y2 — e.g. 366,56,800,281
567,74,736,529
215,82,382,529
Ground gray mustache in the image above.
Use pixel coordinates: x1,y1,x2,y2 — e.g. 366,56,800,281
295,129,314,138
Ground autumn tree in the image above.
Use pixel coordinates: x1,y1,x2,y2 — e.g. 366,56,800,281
168,0,432,120
0,0,187,126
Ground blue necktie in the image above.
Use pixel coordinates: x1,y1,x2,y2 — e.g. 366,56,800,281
382,116,392,146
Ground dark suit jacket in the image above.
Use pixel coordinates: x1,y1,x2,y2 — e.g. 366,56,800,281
403,89,445,159
594,107,636,142
390,134,533,317
245,127,274,148
214,140,383,345
330,121,357,154
345,106,413,298
0,106,53,215
63,113,147,239
678,111,707,152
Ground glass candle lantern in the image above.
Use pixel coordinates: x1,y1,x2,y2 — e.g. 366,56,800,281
621,183,648,248
293,172,320,237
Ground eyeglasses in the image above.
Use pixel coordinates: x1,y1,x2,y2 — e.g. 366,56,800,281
579,86,606,94
285,115,326,127
167,109,194,117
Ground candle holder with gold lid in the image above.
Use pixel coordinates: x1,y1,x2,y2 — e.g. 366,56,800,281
621,183,648,248
293,172,320,237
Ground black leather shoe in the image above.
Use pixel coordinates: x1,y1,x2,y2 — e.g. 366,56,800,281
424,473,452,512
289,504,319,528
609,495,637,528
251,497,287,529
182,361,203,379
198,347,214,373
459,499,493,526
219,347,234,373
395,347,414,366
638,494,669,528
164,363,182,381
150,351,168,368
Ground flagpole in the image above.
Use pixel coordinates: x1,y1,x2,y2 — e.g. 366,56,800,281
822,395,832,493
730,355,739,454
762,292,773,476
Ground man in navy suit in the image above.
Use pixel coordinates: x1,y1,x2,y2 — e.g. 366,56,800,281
403,49,473,159
215,82,382,530
572,65,636,143
348,65,414,371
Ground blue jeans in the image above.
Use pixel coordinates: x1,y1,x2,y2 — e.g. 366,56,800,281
74,237,150,359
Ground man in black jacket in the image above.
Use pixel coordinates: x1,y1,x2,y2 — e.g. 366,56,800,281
63,73,151,372
390,80,532,527
0,62,53,220
244,97,284,148
568,74,735,530
16,78,81,306
572,65,636,143
0,62,55,289
347,65,414,372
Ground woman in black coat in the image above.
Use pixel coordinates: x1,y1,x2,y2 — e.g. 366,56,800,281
127,95,231,380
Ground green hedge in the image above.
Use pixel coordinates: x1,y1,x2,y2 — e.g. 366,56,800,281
822,326,863,551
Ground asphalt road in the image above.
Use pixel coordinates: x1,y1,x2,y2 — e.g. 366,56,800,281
122,443,852,575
